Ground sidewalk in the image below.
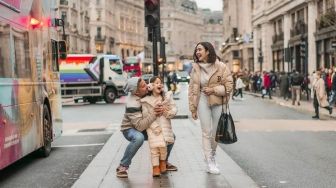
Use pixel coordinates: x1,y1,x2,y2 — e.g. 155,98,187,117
245,91,336,119
72,85,258,188
72,118,258,188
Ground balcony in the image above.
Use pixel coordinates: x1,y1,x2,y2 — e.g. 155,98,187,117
316,9,336,31
290,20,307,38
60,0,68,6
95,35,106,42
272,32,284,43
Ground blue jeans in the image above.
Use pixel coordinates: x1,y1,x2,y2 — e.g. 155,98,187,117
329,90,336,107
120,128,175,167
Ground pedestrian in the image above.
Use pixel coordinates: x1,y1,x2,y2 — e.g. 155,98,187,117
141,76,177,177
188,42,233,174
302,73,310,101
116,77,177,178
290,70,303,105
166,71,171,91
234,74,245,99
279,72,289,100
261,71,272,99
312,71,333,119
329,67,336,109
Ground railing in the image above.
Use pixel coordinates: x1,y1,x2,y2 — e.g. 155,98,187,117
316,9,336,30
290,21,307,37
272,32,284,43
95,35,106,42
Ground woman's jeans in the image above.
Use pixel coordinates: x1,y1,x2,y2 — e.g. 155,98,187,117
198,93,223,160
120,128,174,167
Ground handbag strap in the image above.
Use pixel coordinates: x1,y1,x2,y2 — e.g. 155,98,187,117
222,82,230,113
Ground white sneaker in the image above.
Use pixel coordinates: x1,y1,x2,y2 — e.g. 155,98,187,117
206,156,220,174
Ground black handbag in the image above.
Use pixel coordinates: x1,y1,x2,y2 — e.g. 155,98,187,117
215,94,237,144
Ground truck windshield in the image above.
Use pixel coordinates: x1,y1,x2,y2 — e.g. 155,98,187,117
109,59,122,74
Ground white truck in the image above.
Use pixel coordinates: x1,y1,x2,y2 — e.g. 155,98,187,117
60,54,128,104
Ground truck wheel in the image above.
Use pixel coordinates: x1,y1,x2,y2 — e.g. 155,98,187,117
104,88,117,103
38,105,52,157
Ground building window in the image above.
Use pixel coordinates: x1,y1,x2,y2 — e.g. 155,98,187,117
13,28,31,78
97,27,101,37
97,10,101,21
96,44,103,53
317,0,323,16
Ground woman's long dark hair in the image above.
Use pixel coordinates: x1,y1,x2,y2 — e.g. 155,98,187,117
148,76,165,101
193,42,217,64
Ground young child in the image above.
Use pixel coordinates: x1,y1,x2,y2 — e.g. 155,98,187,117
140,76,177,177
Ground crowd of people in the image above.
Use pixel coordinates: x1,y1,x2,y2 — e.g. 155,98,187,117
232,67,336,119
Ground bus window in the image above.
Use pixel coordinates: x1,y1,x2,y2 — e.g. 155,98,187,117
13,28,31,78
51,40,59,71
0,23,11,78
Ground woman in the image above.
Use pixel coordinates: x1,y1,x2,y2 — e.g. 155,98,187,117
188,42,233,174
312,70,333,119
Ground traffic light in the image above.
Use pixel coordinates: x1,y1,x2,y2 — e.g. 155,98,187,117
300,40,306,58
145,0,160,28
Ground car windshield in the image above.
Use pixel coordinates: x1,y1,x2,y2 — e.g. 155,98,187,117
177,71,188,77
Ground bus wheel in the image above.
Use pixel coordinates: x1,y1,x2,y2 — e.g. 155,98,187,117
104,87,117,103
38,105,52,157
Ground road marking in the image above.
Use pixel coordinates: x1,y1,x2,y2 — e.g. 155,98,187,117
52,143,105,148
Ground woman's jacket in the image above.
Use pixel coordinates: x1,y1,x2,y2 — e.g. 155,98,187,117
188,60,233,114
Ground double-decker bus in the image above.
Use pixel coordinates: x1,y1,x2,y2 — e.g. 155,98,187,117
0,0,66,170
123,56,141,77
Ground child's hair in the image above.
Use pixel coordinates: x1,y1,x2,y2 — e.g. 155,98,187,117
148,76,164,101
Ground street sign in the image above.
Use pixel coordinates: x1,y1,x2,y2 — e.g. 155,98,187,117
332,40,336,48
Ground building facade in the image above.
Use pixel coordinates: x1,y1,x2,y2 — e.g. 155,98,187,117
56,0,90,53
252,0,336,74
88,0,144,59
221,0,254,73
201,9,224,56
160,0,204,71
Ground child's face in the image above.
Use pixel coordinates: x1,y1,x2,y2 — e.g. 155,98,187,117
152,78,163,95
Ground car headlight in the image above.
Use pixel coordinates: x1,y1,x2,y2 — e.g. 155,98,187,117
177,76,181,79
187,76,190,79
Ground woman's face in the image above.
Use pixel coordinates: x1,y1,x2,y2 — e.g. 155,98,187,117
152,78,163,95
195,44,209,62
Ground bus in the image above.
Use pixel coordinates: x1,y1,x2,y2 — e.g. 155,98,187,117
0,0,66,170
123,56,141,77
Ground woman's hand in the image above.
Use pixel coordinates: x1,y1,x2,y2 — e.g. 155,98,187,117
202,87,214,96
191,112,198,120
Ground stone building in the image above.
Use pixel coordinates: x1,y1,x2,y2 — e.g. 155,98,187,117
87,0,144,59
160,0,204,71
56,0,90,53
252,0,336,74
221,0,254,73
201,9,224,56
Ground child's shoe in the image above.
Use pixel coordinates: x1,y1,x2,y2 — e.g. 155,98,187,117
152,166,161,177
160,160,167,173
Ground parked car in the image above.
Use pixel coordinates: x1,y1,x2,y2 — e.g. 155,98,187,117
176,71,190,83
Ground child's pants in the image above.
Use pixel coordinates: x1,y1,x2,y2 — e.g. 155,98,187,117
150,147,167,166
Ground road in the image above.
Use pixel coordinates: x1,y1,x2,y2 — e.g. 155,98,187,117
2,83,336,188
0,98,126,188
176,84,336,188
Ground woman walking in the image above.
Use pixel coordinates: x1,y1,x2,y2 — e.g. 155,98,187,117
312,71,333,119
188,42,233,174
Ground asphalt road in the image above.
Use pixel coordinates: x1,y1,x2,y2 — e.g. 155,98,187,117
0,98,126,188
222,94,336,188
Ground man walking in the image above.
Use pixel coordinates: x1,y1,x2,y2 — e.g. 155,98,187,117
290,70,303,105
116,77,177,178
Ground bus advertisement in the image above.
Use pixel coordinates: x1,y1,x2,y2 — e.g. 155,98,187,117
123,56,141,77
0,0,65,170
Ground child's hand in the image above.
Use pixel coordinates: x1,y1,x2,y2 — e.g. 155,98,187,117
154,104,164,116
153,127,161,135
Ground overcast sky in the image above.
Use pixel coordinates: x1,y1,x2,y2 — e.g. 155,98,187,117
194,0,223,11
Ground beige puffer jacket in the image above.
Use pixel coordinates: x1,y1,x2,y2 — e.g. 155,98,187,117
141,91,177,148
188,60,233,113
